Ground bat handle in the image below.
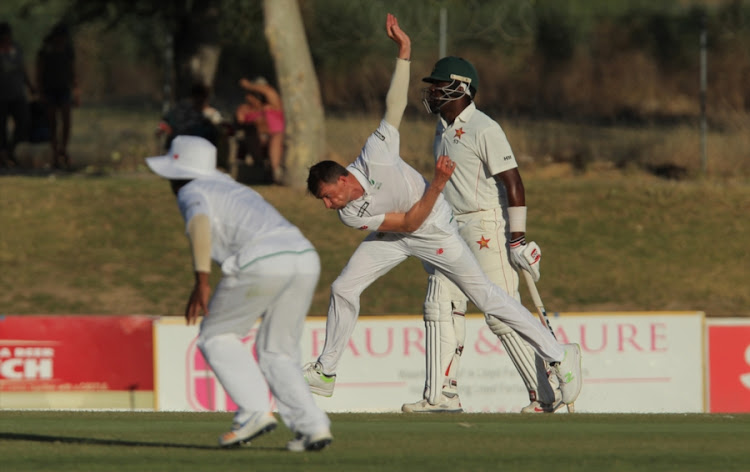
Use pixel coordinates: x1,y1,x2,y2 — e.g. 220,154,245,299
521,269,556,339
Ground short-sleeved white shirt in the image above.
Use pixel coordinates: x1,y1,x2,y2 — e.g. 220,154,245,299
338,119,454,235
176,173,313,271
433,103,517,214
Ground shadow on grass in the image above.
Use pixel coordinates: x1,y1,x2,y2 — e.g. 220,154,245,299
0,432,284,451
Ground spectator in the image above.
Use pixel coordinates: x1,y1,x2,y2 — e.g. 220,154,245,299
158,82,222,150
36,22,79,170
234,86,269,176
0,21,35,168
238,77,285,184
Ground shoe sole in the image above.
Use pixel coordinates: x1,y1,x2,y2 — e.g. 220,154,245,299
309,386,333,397
220,421,278,448
521,402,565,414
306,437,332,451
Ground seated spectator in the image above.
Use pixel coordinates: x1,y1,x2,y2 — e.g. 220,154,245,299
158,82,222,150
238,77,285,184
234,87,269,174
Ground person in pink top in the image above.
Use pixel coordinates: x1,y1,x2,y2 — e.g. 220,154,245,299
238,77,285,184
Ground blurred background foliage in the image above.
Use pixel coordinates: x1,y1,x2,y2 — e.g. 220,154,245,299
1,0,748,121
2,0,750,178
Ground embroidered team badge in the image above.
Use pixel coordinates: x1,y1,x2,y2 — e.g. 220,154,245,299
454,128,466,139
477,236,490,249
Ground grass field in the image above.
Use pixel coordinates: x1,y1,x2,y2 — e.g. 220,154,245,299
1,107,749,317
1,411,749,472
0,173,748,317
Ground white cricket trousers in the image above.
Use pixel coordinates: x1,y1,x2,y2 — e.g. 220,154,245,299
197,250,330,436
317,228,564,374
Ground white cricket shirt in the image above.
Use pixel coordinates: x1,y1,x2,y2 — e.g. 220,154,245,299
176,173,313,272
434,102,518,214
338,119,454,236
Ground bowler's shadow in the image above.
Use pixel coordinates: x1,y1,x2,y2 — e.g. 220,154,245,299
0,432,282,451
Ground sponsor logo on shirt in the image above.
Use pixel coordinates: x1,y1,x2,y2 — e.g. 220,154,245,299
503,155,513,161
369,179,382,190
374,130,386,141
357,201,370,217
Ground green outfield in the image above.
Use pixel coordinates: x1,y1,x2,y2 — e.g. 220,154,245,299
1,411,749,471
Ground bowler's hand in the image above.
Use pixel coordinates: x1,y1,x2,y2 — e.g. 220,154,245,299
386,13,411,60
185,274,211,325
433,155,456,190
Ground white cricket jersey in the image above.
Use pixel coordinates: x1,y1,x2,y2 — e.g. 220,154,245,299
434,102,518,215
338,119,454,236
176,173,313,271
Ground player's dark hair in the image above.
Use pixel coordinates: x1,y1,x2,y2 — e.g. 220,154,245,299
307,160,349,196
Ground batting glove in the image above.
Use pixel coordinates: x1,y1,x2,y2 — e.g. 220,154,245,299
510,236,542,282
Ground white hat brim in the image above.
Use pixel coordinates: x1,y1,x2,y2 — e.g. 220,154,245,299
145,154,223,180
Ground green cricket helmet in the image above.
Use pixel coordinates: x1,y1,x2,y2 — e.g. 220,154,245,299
421,56,479,114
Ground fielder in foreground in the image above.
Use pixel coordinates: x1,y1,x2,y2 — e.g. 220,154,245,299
303,14,582,410
146,135,331,452
402,56,563,414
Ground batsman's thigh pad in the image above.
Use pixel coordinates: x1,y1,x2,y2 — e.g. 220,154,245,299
458,212,519,300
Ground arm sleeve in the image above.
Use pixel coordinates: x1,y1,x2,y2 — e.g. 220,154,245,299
186,214,212,273
384,58,410,129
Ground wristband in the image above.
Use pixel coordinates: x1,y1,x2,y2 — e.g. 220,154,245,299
509,235,526,249
508,206,527,233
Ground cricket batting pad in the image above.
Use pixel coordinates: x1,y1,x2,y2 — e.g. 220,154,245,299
424,275,455,404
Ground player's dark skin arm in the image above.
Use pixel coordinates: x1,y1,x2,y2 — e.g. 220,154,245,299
494,167,525,240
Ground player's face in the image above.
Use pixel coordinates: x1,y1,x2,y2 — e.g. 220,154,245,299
422,81,449,113
316,177,349,210
422,80,467,114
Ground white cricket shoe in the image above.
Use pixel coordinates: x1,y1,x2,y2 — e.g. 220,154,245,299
401,394,463,413
219,412,278,447
303,361,336,397
552,343,582,404
520,399,565,414
287,427,333,452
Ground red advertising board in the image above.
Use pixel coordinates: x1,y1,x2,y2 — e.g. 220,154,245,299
0,315,154,392
708,323,750,413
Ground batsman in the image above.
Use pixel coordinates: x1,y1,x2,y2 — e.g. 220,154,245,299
402,56,563,413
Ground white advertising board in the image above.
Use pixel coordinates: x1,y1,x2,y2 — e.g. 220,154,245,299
154,311,704,413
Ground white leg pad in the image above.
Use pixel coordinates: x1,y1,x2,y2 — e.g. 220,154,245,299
424,320,441,404
443,308,466,397
486,314,557,403
424,275,455,404
499,330,538,396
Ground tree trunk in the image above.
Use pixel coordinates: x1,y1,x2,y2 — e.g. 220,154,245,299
172,2,222,99
263,0,326,189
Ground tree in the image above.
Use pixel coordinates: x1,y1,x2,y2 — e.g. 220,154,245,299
263,0,326,188
23,0,324,187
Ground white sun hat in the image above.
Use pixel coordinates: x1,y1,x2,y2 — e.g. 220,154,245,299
145,135,223,180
